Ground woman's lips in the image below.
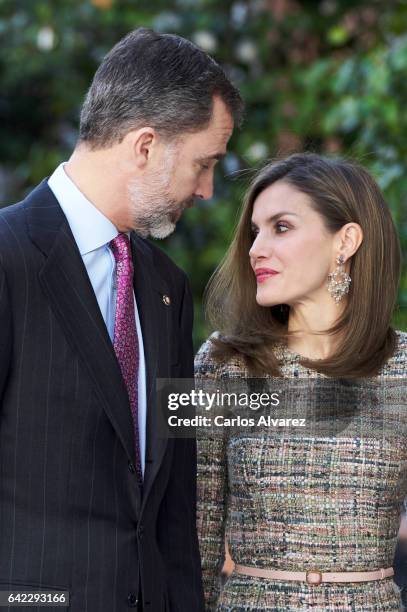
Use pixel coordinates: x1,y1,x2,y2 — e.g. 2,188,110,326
255,268,280,283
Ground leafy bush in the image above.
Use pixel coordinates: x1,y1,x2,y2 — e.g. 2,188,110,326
1,0,405,345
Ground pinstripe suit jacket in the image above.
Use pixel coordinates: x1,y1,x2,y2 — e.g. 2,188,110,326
0,180,204,612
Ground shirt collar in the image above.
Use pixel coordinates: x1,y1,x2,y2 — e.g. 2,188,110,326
48,163,118,255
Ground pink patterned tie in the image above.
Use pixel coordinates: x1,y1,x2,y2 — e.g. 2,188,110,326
110,233,142,481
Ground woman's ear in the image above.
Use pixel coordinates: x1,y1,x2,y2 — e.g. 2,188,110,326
336,222,363,261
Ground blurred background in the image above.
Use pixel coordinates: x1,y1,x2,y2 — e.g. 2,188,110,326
1,0,406,348
1,0,407,601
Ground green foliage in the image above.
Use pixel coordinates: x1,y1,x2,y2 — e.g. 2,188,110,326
1,0,406,348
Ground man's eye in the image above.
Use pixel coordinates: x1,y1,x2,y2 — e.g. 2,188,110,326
200,163,210,170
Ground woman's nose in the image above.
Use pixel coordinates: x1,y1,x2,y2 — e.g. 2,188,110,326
249,232,269,260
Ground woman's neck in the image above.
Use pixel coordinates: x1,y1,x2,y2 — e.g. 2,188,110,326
287,299,345,360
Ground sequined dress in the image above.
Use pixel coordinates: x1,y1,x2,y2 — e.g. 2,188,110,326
195,331,407,612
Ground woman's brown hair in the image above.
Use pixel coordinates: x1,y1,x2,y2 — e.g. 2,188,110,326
205,152,402,377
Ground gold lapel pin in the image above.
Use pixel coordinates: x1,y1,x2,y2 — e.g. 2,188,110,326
162,294,171,306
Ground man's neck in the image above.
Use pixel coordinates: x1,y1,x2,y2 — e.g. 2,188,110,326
65,148,129,231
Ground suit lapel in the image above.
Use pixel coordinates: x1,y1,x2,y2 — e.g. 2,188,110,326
25,181,136,466
26,180,173,508
130,233,171,507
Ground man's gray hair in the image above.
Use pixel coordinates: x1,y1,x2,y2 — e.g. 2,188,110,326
79,28,244,149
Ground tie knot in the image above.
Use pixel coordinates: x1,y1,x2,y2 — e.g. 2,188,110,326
109,233,132,263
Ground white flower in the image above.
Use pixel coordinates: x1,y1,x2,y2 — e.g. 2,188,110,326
37,26,55,51
246,142,268,162
192,31,217,54
235,39,257,64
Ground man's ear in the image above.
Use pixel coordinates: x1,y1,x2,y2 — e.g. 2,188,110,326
123,127,158,170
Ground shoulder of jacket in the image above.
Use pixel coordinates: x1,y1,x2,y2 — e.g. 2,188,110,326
195,332,247,378
380,329,407,376
0,199,26,227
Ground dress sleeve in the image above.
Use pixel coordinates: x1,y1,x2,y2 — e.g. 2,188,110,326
195,338,229,611
395,332,407,513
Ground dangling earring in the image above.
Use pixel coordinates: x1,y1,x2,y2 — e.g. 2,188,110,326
327,254,351,304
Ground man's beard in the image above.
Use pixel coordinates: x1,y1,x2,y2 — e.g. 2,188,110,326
128,153,193,240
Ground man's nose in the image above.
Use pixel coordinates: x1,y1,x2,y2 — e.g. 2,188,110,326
194,173,214,201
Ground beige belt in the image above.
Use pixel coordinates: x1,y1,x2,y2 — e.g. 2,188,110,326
234,564,394,586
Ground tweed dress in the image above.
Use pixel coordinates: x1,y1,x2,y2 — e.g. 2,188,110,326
196,331,407,612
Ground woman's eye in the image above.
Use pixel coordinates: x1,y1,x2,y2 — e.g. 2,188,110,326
276,222,289,233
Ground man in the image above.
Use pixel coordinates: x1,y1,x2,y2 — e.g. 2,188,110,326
0,28,242,611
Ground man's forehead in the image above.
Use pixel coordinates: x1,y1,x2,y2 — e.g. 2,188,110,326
211,95,235,126
175,120,233,158
208,120,234,138
177,129,227,150
194,123,233,155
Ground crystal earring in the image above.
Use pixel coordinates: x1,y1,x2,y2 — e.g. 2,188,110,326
327,255,351,304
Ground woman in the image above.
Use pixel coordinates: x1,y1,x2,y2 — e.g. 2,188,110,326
195,153,407,611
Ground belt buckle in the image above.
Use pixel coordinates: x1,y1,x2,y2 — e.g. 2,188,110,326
306,570,323,586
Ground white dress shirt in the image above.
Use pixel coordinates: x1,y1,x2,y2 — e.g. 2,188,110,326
48,163,147,476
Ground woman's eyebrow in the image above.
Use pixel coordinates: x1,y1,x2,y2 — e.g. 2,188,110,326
251,212,300,228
